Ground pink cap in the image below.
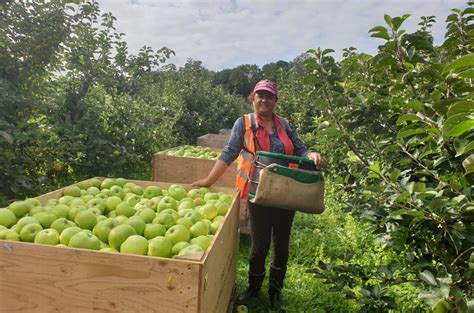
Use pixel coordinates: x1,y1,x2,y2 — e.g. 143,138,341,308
253,79,277,95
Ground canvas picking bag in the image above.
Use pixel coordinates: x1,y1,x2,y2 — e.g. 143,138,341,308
248,152,325,214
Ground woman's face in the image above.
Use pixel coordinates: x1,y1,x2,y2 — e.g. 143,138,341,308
252,91,277,117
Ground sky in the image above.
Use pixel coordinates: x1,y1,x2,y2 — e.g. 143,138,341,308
98,0,468,71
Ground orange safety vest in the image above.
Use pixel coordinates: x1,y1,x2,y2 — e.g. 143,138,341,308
235,113,293,199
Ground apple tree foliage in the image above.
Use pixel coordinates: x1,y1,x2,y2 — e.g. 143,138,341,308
289,5,473,312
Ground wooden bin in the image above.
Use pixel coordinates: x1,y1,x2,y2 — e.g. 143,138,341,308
152,147,250,234
0,179,240,313
196,133,230,149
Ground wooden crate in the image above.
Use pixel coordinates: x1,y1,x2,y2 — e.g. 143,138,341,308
152,148,250,234
0,179,240,313
196,133,230,149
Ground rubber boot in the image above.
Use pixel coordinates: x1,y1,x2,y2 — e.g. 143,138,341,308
268,266,286,310
237,271,265,303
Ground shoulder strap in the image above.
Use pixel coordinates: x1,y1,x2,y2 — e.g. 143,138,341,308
245,113,262,152
278,116,291,135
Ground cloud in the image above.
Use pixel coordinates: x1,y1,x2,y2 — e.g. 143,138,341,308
99,0,468,70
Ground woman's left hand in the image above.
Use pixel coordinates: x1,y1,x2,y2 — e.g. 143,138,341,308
306,152,325,169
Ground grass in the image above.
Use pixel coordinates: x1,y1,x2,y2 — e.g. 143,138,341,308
233,188,423,312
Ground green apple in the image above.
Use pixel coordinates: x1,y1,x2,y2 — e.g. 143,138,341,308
213,216,225,223
114,178,128,187
68,231,101,250
58,195,74,206
160,209,179,221
219,194,233,205
77,179,92,190
210,220,222,234
97,215,106,223
28,205,45,216
115,215,128,224
143,223,167,240
51,217,77,234
86,186,101,196
8,201,31,218
48,204,69,219
105,196,122,213
143,186,162,199
176,217,193,229
63,185,81,197
116,201,135,217
0,229,20,241
100,178,115,190
101,247,119,253
120,235,148,255
158,196,178,212
68,205,87,221
70,198,85,207
147,236,172,258
184,211,202,223
171,241,190,256
168,187,187,201
87,178,101,188
25,198,41,207
45,199,58,206
190,220,209,238
187,189,203,199
134,207,156,223
94,218,120,243
198,203,218,220
74,210,97,230
86,198,106,214
178,201,195,211
193,197,206,206
94,193,107,200
109,185,125,199
124,216,146,236
0,208,16,228
165,224,191,245
148,196,164,211
16,216,40,232
34,228,60,245
20,223,43,242
204,192,219,201
198,187,209,195
33,212,57,228
131,185,144,196
107,210,117,218
235,305,248,313
178,208,194,218
153,212,176,228
177,244,204,257
81,194,94,203
214,200,230,216
124,194,141,207
59,226,82,245
190,235,212,250
108,224,137,250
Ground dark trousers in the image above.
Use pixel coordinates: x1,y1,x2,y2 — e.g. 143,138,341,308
248,201,296,275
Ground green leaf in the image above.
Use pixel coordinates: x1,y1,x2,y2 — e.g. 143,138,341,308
418,270,438,286
447,119,474,137
384,14,393,28
443,54,474,74
0,131,13,144
447,101,474,118
404,100,423,112
390,169,401,182
318,127,339,138
368,161,381,174
370,30,390,41
397,114,421,125
462,154,474,174
391,14,411,31
368,26,387,33
454,139,474,157
442,112,472,137
397,128,426,140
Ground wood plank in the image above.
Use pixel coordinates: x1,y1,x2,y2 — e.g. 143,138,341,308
199,194,240,313
196,134,230,149
0,241,201,313
152,153,238,188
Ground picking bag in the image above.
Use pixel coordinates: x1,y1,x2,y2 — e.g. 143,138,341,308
248,151,325,214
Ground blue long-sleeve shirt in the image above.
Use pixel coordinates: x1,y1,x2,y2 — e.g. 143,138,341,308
219,116,309,165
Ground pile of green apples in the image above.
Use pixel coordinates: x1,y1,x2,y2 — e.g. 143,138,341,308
165,145,220,160
0,178,234,258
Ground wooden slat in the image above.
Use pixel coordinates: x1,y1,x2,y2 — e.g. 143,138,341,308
196,134,230,149
0,241,201,313
199,195,240,313
152,153,238,188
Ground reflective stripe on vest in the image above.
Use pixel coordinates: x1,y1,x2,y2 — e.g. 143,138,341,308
235,114,256,198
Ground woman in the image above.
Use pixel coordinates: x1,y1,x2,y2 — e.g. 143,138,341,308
192,79,323,310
